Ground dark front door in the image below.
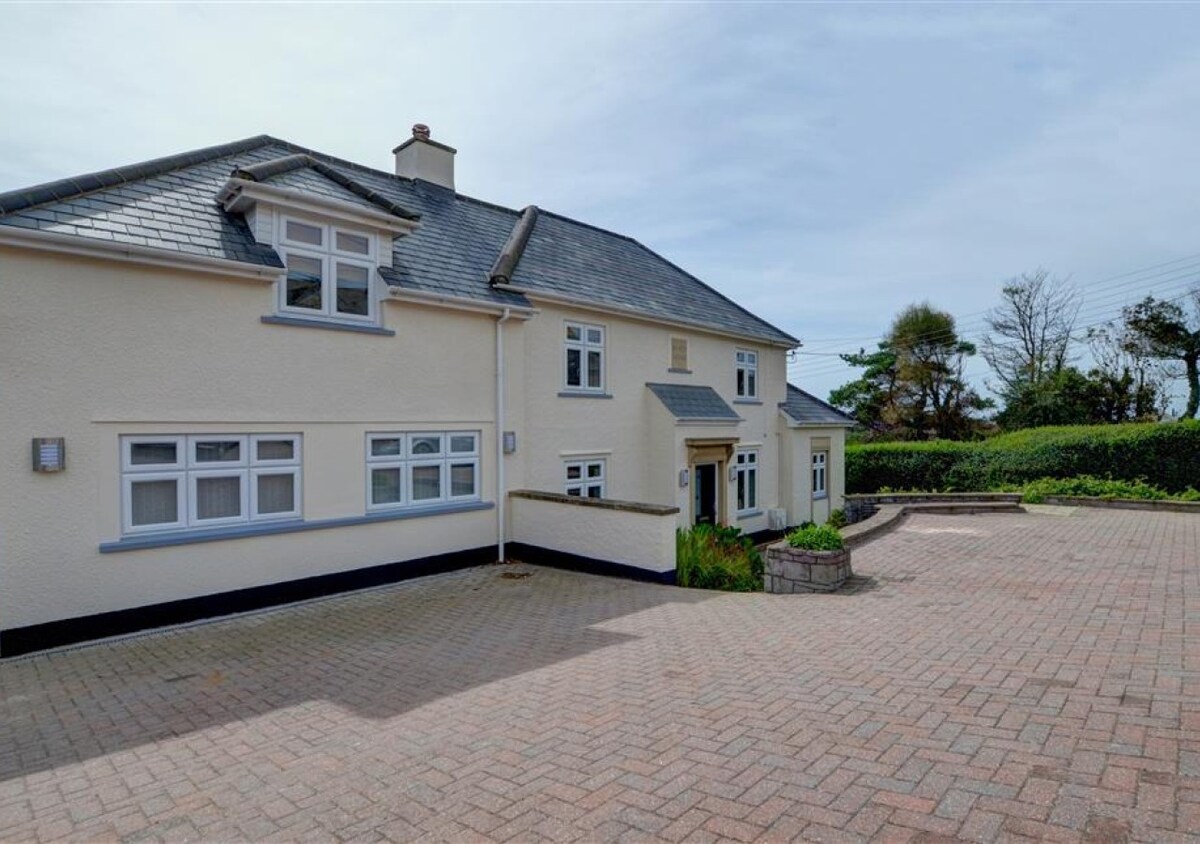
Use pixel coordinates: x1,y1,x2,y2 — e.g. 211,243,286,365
694,463,718,525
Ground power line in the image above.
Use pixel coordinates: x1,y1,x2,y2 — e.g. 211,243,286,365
789,269,1200,381
795,254,1200,353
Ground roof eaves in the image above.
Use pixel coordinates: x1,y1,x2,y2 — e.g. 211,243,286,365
0,135,276,216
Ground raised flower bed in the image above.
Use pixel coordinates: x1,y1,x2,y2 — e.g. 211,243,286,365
765,524,851,593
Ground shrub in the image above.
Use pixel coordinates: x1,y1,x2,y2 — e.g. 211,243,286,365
847,421,1200,493
786,524,845,552
675,524,763,591
826,509,848,529
1019,475,1200,504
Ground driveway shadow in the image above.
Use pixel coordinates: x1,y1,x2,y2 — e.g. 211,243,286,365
0,564,713,782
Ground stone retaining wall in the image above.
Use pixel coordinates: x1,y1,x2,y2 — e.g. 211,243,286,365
844,492,1023,524
765,544,852,593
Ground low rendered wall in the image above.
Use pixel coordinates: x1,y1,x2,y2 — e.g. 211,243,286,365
508,490,679,577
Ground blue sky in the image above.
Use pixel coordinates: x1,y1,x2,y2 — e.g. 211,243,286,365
4,3,1200,404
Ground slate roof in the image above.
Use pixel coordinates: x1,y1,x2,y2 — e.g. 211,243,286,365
0,135,797,344
647,383,741,421
780,384,856,426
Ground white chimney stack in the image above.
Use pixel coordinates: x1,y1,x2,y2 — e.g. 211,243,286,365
393,123,456,191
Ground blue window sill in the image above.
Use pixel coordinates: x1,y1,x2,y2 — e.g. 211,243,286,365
557,391,613,399
100,500,493,553
736,509,763,520
733,399,763,405
261,315,395,336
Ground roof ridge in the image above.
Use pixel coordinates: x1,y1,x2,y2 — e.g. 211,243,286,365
489,205,539,285
0,135,276,216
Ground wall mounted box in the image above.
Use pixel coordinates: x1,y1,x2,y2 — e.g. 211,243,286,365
32,437,65,472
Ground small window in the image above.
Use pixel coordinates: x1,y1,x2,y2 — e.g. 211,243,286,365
812,451,828,499
565,458,606,498
735,450,758,513
121,434,301,534
366,431,480,511
670,337,689,371
335,231,371,255
278,217,376,324
564,321,605,393
285,220,323,246
736,349,758,398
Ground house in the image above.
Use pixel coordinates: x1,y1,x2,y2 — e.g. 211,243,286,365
0,125,854,656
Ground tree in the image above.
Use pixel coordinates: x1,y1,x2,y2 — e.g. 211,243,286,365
981,269,1079,397
889,303,992,439
827,346,899,432
1086,323,1169,422
830,303,991,440
1121,290,1200,418
994,368,1098,429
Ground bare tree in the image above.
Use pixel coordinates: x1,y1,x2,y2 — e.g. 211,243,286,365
1086,322,1172,421
982,269,1081,396
1121,288,1200,419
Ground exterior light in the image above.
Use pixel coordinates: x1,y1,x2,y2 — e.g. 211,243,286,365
32,438,65,472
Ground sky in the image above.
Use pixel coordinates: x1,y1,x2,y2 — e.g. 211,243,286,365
4,3,1200,405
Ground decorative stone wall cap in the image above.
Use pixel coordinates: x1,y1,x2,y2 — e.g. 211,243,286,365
509,489,680,516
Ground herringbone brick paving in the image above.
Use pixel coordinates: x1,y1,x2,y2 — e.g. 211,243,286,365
0,507,1197,842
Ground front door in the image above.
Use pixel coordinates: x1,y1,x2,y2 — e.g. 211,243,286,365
694,463,718,525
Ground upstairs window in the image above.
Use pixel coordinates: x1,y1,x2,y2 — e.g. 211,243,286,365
735,349,758,398
565,458,606,498
280,217,376,323
564,322,605,392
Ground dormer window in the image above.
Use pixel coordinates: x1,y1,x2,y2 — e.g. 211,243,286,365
279,216,376,323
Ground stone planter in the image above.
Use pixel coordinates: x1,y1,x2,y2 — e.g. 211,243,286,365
764,543,852,593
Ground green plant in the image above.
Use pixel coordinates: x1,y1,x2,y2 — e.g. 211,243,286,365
675,524,763,591
847,420,1200,494
826,509,848,529
785,524,845,552
1019,475,1188,504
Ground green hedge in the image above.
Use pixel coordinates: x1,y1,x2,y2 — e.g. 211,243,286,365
846,421,1200,493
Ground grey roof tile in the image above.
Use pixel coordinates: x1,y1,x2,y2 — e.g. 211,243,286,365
647,383,740,421
780,384,856,426
0,135,795,341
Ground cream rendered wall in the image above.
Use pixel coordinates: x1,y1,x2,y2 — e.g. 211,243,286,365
510,497,675,573
0,247,502,629
515,301,789,532
785,426,848,526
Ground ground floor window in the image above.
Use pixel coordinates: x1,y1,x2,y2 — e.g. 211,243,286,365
366,431,480,510
812,451,828,499
735,449,758,513
121,434,301,534
565,458,605,498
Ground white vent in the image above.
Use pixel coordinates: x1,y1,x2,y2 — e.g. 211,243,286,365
767,508,787,531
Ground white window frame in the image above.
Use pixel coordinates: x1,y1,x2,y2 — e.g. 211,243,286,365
736,349,758,399
735,449,759,514
278,215,377,325
565,458,606,499
120,434,302,535
563,321,606,393
365,431,481,512
812,451,828,499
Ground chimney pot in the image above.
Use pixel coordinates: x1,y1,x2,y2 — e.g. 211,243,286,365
412,123,431,140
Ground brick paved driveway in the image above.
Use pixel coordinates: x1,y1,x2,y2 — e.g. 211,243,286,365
1,507,1198,842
